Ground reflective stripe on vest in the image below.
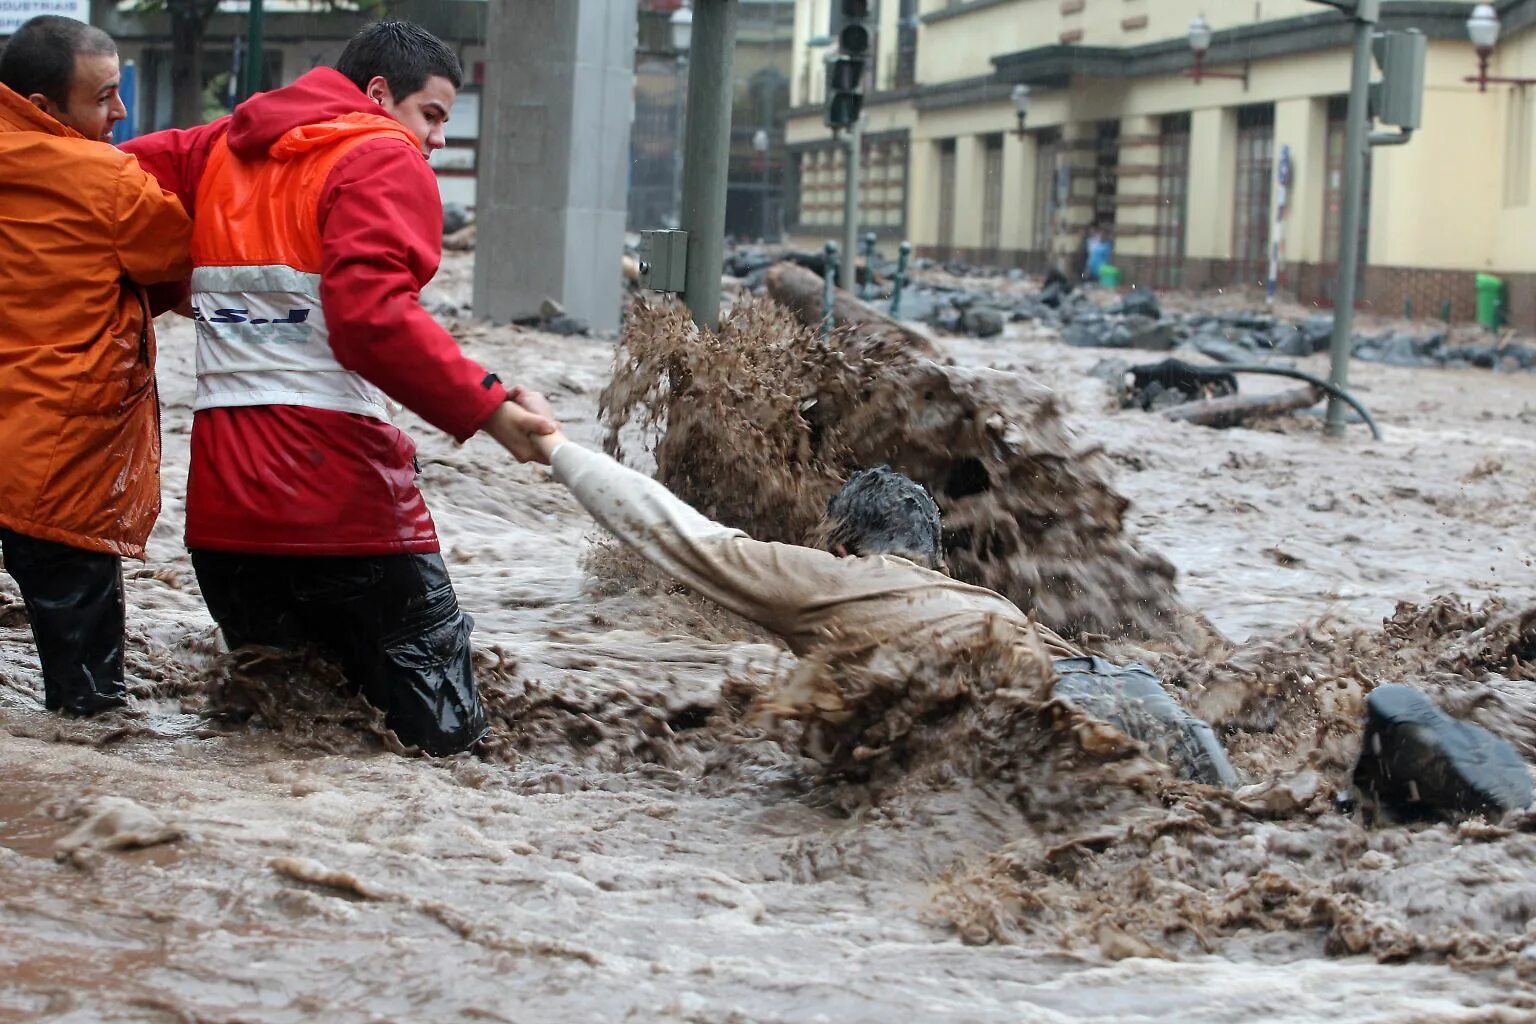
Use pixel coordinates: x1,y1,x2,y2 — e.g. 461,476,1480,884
190,263,392,421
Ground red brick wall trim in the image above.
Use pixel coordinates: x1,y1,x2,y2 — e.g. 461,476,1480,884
1122,15,1148,30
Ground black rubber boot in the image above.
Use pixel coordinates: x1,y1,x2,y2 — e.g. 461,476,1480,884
0,529,128,715
1052,656,1238,787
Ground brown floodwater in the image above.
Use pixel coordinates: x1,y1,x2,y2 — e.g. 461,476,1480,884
1,256,1533,1021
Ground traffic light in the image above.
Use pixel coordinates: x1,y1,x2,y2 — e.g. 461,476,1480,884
1370,29,1426,131
825,0,871,132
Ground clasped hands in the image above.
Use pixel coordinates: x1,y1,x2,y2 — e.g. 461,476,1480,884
483,386,570,465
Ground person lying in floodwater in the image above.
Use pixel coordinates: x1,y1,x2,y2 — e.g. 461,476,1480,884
512,390,1236,786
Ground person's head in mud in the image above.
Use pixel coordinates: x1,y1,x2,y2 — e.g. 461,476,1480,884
821,467,944,569
336,19,461,155
0,16,125,142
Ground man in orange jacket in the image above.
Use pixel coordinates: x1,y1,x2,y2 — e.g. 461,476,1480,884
123,21,556,755
0,16,192,716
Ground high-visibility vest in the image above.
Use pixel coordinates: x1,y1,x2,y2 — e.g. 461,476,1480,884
189,113,419,422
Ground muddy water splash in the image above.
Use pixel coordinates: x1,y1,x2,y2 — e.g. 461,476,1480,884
601,300,1197,641
931,596,1536,971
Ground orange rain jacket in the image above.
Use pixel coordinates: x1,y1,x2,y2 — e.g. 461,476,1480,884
0,83,191,558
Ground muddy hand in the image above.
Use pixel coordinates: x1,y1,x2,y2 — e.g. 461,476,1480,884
484,395,560,464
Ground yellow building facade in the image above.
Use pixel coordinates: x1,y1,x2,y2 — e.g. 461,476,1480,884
784,0,1536,326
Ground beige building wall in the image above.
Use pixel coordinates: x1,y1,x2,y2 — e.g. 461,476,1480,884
786,0,1536,294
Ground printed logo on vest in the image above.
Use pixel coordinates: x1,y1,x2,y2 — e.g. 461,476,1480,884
192,306,313,328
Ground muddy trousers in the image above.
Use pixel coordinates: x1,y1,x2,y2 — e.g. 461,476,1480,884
189,550,488,756
0,529,129,715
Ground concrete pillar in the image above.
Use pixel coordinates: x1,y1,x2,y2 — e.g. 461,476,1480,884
473,0,637,333
1272,97,1327,265
1002,132,1033,254
952,134,986,249
909,139,940,248
1186,106,1236,260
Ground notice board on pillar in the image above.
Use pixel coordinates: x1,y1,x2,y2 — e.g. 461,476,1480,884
436,88,480,209
0,0,89,35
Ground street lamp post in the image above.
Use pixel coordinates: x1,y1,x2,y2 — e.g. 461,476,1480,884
1010,84,1031,139
670,3,693,231
677,0,740,330
240,0,265,102
753,128,771,242
1464,5,1536,92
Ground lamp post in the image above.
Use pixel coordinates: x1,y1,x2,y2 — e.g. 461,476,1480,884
1464,5,1536,92
677,0,740,330
239,0,265,102
668,3,693,230
1183,14,1249,88
1010,84,1031,139
753,128,771,242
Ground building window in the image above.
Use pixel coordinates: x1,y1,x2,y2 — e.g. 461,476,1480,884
1322,95,1371,291
981,134,1004,254
1031,128,1061,254
895,0,919,89
1153,113,1190,288
789,132,909,234
1232,103,1275,288
937,138,957,250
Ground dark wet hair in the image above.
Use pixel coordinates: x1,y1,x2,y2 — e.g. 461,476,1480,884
823,467,943,569
336,20,462,103
0,15,116,108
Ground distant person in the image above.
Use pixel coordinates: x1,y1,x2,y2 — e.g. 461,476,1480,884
1086,224,1114,283
121,21,556,756
503,389,1237,787
0,16,192,716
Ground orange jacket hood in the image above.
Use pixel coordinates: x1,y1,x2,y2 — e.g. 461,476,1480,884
0,80,83,139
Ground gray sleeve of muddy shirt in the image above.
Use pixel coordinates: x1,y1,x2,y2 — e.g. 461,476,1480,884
550,444,856,638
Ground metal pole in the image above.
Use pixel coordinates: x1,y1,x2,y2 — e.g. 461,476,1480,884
822,241,838,339
679,0,740,329
674,54,688,229
240,0,265,102
1325,0,1377,436
889,239,911,318
840,120,861,291
760,140,771,242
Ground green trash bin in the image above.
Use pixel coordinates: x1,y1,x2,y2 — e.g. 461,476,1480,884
1099,264,1123,287
1476,273,1505,329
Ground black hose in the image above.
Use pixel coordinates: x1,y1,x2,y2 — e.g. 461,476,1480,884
1217,363,1383,441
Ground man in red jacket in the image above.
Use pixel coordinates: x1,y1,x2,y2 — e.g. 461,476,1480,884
123,21,556,755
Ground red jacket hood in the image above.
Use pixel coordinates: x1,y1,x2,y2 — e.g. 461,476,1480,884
226,67,404,160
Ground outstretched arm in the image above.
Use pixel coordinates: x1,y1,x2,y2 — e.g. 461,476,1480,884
517,397,845,639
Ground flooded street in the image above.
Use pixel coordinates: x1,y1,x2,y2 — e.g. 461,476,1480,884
2,257,1534,1022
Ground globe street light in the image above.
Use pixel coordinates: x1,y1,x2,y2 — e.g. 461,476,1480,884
1463,4,1535,92
1183,14,1248,88
1010,84,1031,139
670,1,694,52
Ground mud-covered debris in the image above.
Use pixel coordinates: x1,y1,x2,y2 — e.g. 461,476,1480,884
55,796,182,865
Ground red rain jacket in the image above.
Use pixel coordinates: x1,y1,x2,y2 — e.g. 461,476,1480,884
122,69,506,556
